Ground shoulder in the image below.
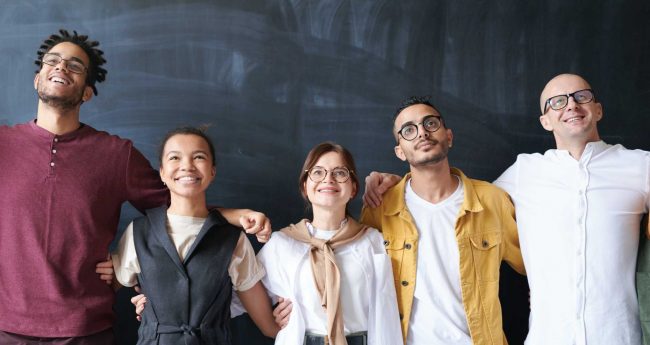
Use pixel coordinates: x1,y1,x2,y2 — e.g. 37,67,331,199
79,125,136,153
467,178,510,198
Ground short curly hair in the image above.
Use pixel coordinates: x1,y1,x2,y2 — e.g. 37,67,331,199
34,29,107,96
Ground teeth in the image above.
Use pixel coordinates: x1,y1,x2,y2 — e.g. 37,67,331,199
177,176,198,182
51,77,67,84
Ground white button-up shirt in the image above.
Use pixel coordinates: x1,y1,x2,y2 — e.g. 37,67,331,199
495,141,649,345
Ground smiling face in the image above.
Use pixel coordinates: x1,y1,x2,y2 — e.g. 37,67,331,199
160,134,216,202
393,103,453,168
302,151,357,213
539,74,602,148
34,42,93,110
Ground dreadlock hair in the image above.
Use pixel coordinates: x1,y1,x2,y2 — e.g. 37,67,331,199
34,29,107,96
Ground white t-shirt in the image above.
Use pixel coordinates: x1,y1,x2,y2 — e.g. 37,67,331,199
405,177,472,345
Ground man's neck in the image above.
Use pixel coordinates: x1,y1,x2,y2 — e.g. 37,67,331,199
556,136,600,160
409,160,458,204
36,102,82,135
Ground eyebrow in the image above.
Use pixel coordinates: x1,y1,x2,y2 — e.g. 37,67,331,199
166,150,209,156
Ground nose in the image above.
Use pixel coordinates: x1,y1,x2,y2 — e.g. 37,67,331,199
323,171,336,183
54,60,69,72
179,158,196,171
417,123,430,138
565,95,581,110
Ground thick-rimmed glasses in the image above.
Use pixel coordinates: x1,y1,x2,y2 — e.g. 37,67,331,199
41,53,88,74
543,89,594,113
305,166,352,183
396,115,443,141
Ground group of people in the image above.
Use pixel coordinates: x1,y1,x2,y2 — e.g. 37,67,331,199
0,28,648,345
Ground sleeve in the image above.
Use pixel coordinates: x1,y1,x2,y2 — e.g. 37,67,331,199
360,205,383,232
500,193,525,275
111,221,141,287
365,229,403,345
124,144,169,213
493,159,518,197
229,232,266,291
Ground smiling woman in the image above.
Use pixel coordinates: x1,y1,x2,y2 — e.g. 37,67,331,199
111,126,279,345
256,142,403,345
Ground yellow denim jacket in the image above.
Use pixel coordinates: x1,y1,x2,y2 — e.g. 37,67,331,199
360,168,525,345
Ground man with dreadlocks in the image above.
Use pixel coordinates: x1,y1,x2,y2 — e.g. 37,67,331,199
0,29,271,344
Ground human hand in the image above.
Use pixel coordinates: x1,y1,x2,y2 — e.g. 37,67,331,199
131,286,147,322
362,172,401,208
272,297,292,329
240,210,272,243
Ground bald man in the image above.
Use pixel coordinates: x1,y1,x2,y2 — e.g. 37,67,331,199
493,74,649,345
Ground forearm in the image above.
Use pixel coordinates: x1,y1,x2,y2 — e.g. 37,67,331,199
237,282,280,338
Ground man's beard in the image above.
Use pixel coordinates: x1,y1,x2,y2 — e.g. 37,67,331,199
37,84,84,110
407,139,450,167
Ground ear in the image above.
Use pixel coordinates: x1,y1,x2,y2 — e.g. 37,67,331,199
539,114,553,132
394,145,407,162
446,128,454,147
34,74,40,90
211,166,216,177
81,86,93,102
351,182,358,199
594,102,603,122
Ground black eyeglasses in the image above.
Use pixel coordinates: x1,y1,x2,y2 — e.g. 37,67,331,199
543,89,594,113
41,53,88,74
305,166,353,183
396,115,443,141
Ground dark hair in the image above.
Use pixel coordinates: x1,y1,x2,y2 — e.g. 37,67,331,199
159,126,216,167
299,142,359,214
393,95,445,141
34,29,107,96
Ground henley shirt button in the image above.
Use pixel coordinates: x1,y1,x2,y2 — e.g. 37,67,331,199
405,243,412,250
54,138,58,142
383,240,390,246
52,149,57,154
50,162,55,167
401,280,409,286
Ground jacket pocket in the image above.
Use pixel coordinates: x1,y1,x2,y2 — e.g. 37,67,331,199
469,231,502,282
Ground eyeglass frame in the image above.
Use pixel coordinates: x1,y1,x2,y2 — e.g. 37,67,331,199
40,53,88,74
543,88,595,114
396,114,444,141
304,166,354,183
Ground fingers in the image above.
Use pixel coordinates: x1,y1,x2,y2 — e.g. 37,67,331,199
131,293,147,321
272,297,292,329
363,172,383,208
255,218,272,243
95,259,114,285
240,212,273,243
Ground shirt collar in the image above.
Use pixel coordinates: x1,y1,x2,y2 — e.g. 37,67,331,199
383,167,483,216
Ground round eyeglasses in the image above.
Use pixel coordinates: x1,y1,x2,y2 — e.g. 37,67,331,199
543,89,594,113
305,166,352,183
396,115,443,141
41,53,88,74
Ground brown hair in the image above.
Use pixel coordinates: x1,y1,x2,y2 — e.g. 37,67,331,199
299,142,359,206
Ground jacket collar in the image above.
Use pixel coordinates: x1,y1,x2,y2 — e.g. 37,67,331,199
383,167,483,217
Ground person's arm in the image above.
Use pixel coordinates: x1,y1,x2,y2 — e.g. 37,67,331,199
237,282,280,338
218,208,272,243
362,171,401,208
501,195,525,275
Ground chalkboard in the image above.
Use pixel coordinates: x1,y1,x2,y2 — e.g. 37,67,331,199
1,1,648,344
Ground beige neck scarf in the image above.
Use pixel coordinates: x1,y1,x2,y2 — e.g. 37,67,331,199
281,217,368,345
